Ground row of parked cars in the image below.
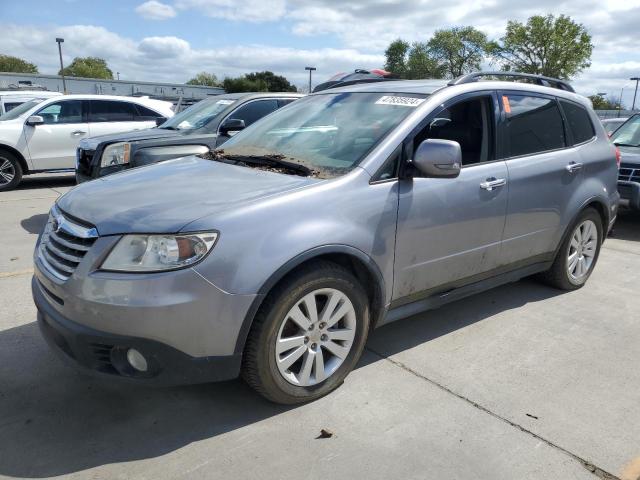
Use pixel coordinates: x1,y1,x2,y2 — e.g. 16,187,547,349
4,71,634,403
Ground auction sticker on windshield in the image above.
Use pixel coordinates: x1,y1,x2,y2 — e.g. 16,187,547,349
216,100,235,105
375,96,426,107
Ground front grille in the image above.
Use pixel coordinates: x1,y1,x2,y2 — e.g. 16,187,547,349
619,163,640,183
38,206,97,281
76,148,95,177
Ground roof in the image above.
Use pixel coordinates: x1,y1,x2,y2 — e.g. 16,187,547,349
0,90,62,97
310,78,590,107
202,92,304,101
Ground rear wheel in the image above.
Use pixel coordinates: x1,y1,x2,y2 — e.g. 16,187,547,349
242,261,370,404
0,150,23,192
538,208,602,290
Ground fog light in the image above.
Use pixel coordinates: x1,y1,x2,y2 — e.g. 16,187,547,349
126,348,148,372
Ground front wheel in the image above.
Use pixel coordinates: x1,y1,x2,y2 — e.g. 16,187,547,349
242,261,370,404
0,151,23,192
539,208,603,290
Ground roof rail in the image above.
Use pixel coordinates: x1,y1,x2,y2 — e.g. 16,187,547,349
448,71,575,93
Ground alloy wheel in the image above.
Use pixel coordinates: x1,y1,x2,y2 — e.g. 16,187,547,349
275,288,356,387
567,219,598,281
0,157,15,186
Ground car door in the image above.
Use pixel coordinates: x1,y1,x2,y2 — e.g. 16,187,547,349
498,92,584,266
24,99,88,170
393,92,509,303
215,99,279,146
87,100,148,138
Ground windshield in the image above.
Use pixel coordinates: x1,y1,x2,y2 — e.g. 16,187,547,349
160,97,236,131
0,98,44,121
219,92,428,178
612,115,640,147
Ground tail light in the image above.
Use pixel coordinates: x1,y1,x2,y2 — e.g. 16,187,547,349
615,146,621,168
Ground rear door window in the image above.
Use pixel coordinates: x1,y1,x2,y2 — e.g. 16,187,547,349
227,99,279,127
503,94,565,157
89,100,138,122
559,100,595,145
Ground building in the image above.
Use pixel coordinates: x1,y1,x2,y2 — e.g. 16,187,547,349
0,72,224,107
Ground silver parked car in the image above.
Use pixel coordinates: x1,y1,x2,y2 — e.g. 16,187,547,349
33,72,620,404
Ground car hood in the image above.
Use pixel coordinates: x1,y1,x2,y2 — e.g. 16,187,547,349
80,128,180,150
57,156,320,235
619,146,640,166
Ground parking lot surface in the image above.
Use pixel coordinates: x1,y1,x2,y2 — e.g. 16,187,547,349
1,174,639,480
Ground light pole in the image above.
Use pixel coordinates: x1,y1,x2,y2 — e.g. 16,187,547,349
305,66,316,93
117,72,120,80
631,77,640,111
55,37,67,94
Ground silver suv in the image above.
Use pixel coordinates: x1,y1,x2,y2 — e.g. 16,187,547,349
33,72,620,404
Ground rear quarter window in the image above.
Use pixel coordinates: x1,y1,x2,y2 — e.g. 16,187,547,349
560,100,595,145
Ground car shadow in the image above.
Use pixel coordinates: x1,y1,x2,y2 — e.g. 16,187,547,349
12,174,75,191
0,278,561,477
610,210,640,242
20,213,49,234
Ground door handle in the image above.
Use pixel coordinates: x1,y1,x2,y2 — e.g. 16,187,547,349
71,130,86,135
566,162,583,173
480,178,507,191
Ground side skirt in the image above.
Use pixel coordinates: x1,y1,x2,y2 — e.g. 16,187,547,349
379,261,552,327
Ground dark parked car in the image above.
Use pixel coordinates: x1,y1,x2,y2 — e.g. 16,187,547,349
75,92,302,182
612,114,640,210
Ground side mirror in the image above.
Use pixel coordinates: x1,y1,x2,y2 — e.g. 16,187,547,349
26,115,44,126
411,139,461,178
219,118,245,137
155,117,166,127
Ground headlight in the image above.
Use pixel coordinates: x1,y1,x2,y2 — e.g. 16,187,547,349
101,142,131,167
101,232,218,272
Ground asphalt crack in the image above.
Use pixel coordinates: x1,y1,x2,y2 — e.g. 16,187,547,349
365,346,620,480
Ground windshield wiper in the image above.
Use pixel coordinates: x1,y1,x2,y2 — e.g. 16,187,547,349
206,151,318,177
160,125,178,130
613,142,639,147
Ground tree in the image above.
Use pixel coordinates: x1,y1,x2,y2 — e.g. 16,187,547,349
489,14,593,79
222,71,297,93
0,54,38,74
59,57,113,79
406,43,445,79
384,39,410,77
427,27,489,79
186,72,220,86
245,71,297,92
588,94,620,110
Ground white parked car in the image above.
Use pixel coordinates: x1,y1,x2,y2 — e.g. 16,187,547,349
0,90,62,115
0,95,174,191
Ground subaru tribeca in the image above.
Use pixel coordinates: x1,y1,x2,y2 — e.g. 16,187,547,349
33,72,620,404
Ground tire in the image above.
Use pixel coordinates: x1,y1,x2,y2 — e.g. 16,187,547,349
538,208,603,290
242,260,370,404
0,150,23,192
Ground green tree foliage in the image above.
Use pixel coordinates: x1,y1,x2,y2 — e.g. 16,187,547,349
0,54,38,74
588,95,620,110
245,71,297,92
222,71,297,93
405,43,446,79
186,72,220,86
384,39,410,78
384,40,444,79
488,14,593,79
59,57,113,79
427,27,489,78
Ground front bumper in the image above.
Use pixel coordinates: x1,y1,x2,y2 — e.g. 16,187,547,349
33,276,243,385
618,181,640,210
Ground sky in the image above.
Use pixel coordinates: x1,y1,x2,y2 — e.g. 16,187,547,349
1,0,640,103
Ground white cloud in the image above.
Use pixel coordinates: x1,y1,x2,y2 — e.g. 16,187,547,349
135,1,177,21
175,0,286,22
0,23,382,87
